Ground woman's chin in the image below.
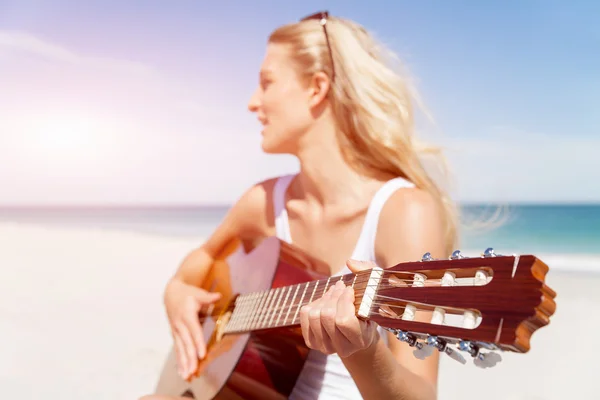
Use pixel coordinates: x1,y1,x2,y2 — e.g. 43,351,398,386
260,133,278,153
260,130,298,155
261,140,292,155
261,142,280,154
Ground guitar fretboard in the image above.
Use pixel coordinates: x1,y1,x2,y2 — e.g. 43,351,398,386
223,273,363,334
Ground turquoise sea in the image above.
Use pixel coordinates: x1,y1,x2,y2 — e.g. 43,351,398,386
1,204,598,272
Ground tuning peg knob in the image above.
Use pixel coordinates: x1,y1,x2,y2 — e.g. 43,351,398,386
413,343,434,360
473,351,502,368
483,248,496,257
458,340,478,357
445,347,467,364
416,336,467,364
450,250,465,259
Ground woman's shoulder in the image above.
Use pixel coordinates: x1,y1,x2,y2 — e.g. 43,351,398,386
234,174,292,211
227,174,293,238
374,186,446,266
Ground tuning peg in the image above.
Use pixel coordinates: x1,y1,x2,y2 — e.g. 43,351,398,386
473,351,502,369
421,252,433,262
392,331,437,361
458,340,479,357
413,342,434,360
450,250,465,259
445,347,467,364
385,329,467,365
423,336,467,364
458,340,502,368
395,330,417,345
483,248,496,257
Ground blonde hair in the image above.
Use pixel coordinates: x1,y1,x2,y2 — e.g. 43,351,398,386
269,15,460,256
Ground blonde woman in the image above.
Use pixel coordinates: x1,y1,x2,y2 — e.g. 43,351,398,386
142,11,458,400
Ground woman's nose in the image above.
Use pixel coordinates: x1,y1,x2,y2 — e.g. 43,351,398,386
248,88,260,112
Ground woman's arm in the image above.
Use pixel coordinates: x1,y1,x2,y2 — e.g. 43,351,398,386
346,187,446,399
300,187,445,400
164,179,275,379
169,180,274,287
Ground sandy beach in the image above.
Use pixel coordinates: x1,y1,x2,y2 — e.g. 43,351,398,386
0,222,595,400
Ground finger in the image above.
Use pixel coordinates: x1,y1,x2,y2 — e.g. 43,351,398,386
320,281,349,353
173,332,187,378
311,282,335,306
308,305,324,350
302,283,337,350
199,291,222,303
299,305,312,348
320,281,346,337
334,286,364,344
185,313,207,360
345,259,377,273
175,323,197,378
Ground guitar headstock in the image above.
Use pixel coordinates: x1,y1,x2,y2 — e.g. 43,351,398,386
360,248,556,368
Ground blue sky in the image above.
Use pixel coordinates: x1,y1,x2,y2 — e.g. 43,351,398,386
0,1,598,204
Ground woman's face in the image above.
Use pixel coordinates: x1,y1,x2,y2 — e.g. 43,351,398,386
248,43,317,155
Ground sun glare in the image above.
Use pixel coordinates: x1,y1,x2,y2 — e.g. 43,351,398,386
15,111,121,172
30,114,100,152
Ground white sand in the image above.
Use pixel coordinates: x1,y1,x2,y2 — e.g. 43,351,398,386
0,223,595,400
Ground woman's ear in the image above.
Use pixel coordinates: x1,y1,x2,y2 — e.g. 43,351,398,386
308,71,332,108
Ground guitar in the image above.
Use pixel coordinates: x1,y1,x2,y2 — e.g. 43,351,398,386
152,236,556,399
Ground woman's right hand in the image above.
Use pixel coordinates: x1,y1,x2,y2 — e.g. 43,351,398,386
163,278,222,380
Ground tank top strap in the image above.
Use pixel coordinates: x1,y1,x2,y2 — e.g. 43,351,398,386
350,177,415,262
273,174,296,244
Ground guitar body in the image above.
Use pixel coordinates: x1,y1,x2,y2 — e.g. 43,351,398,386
153,236,330,399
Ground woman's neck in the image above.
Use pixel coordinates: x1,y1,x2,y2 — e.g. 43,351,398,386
291,122,387,208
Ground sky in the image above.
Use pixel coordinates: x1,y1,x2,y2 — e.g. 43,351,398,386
0,0,598,205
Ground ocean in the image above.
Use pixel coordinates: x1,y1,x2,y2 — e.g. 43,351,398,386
1,204,598,273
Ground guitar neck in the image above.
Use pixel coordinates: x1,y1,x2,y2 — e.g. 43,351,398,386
223,273,363,334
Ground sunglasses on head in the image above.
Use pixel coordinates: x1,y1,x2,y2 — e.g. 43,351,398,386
300,11,335,81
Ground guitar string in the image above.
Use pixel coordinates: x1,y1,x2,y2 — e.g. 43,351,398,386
220,295,470,334
224,268,487,307
198,276,485,330
196,271,487,326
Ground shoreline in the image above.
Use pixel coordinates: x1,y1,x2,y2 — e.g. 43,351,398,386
2,220,598,274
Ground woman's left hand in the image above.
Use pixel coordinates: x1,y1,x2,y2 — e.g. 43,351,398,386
299,260,379,358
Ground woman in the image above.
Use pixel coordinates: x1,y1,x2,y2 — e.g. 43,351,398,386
142,11,457,400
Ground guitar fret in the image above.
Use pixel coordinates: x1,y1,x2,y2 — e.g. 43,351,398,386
249,291,267,331
309,280,320,304
283,283,301,326
230,295,244,332
292,282,310,325
256,291,270,330
267,288,283,328
226,273,361,334
232,294,240,332
226,294,243,333
257,288,276,330
240,293,255,332
288,280,321,326
323,277,331,296
275,286,291,327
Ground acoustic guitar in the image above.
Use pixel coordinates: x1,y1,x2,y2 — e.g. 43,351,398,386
152,236,556,399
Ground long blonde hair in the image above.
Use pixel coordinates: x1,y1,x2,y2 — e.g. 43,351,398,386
269,15,459,256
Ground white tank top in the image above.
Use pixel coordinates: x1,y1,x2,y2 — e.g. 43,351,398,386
272,173,415,400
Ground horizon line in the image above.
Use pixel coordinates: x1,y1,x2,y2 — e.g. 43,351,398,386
0,200,599,209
